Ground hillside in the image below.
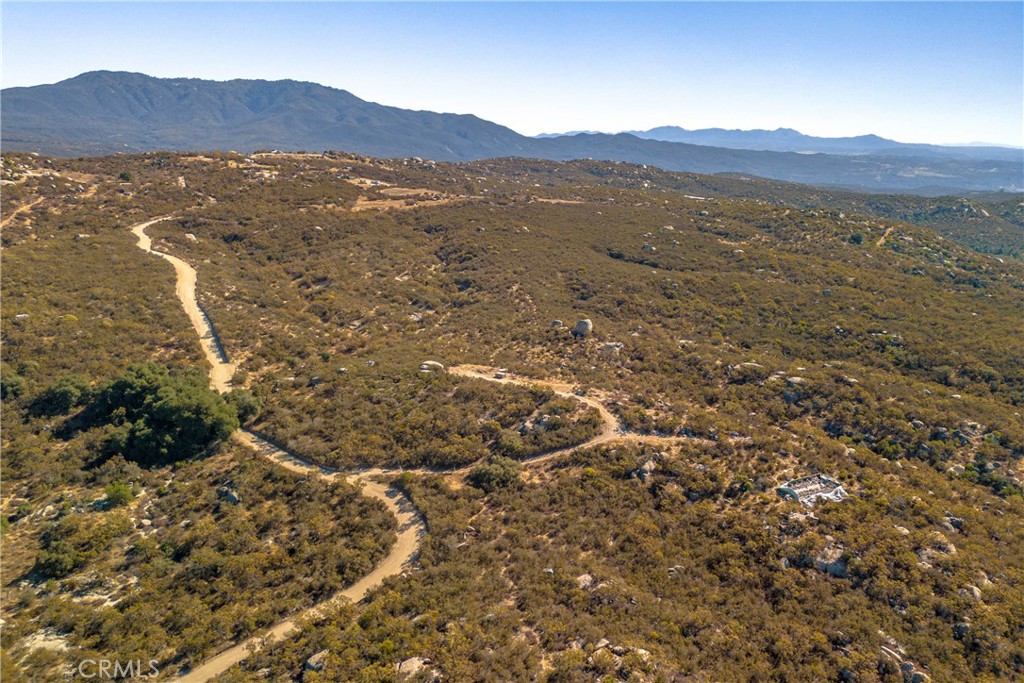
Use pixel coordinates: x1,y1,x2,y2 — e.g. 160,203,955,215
456,158,1024,258
2,151,1022,682
3,71,1021,194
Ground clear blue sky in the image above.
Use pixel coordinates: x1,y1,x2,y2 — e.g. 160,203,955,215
3,2,1022,146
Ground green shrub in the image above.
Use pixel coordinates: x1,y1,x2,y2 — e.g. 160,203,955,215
104,481,136,508
467,456,522,493
225,389,264,424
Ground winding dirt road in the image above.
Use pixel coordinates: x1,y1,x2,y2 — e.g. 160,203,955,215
132,218,424,683
130,217,700,681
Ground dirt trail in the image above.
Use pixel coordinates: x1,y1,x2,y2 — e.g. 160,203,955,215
131,217,235,393
445,365,703,470
1,198,43,228
876,226,893,247
130,217,699,682
130,218,424,683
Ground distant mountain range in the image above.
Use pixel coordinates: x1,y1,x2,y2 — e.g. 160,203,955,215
2,71,1021,194
621,126,1023,162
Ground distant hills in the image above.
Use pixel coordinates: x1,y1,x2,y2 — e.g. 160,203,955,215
3,71,1021,194
621,126,1023,161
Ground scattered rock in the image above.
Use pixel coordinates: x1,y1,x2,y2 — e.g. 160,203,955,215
419,360,446,373
550,319,563,328
960,421,983,438
959,585,982,602
633,459,657,482
308,376,324,387
576,573,595,590
305,649,328,671
943,512,965,531
814,545,850,578
632,647,652,663
899,662,930,683
786,376,808,387
953,622,971,640
216,486,241,506
397,657,433,678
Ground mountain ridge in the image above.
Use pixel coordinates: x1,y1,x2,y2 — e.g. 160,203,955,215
3,71,1021,194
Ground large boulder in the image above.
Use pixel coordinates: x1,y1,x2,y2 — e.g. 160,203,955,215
397,657,440,681
572,319,593,338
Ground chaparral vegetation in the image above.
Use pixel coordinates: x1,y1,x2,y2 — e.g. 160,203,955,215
2,150,1022,682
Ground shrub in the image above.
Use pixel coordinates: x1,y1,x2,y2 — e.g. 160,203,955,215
467,456,522,493
104,481,136,508
225,389,264,424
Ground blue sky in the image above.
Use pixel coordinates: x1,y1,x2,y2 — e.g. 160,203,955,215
3,2,1022,146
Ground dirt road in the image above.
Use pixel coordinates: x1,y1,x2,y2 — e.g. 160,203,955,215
131,217,235,393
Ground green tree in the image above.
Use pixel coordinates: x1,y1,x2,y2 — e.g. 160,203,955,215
225,389,264,424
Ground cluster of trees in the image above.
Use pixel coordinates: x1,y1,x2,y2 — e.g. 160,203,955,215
90,363,239,465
